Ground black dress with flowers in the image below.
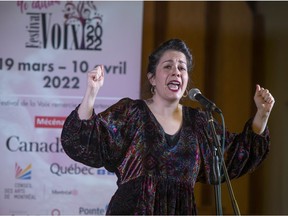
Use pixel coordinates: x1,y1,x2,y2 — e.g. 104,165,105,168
61,98,270,215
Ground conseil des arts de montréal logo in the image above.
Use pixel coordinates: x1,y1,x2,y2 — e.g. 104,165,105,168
19,1,103,51
15,162,32,180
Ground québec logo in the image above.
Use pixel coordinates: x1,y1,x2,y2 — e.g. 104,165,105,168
15,163,32,180
21,1,103,51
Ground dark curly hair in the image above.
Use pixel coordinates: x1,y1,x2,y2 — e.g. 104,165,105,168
147,38,193,76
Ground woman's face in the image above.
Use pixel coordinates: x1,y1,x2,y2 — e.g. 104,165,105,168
149,50,189,102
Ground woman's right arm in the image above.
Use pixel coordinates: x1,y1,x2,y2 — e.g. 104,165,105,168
78,65,104,119
61,65,106,168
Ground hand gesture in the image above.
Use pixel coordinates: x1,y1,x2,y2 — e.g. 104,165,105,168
78,65,105,119
254,84,275,117
87,65,105,90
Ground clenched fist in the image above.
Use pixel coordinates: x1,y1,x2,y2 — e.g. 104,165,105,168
87,65,105,90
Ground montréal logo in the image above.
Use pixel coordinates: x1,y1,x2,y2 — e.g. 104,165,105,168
24,1,103,50
15,163,32,180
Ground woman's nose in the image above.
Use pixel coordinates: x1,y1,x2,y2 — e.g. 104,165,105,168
172,67,181,77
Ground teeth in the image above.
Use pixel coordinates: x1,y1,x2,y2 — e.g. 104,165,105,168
167,81,181,91
169,81,179,85
167,83,179,90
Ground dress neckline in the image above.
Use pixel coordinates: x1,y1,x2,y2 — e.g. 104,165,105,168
141,99,185,136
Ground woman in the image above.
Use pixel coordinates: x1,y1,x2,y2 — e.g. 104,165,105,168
61,39,275,215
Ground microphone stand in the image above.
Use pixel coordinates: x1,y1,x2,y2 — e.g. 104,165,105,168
206,110,241,215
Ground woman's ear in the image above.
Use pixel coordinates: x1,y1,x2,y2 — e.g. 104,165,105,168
147,72,155,85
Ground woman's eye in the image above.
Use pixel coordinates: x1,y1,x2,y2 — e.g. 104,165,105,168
179,67,186,71
164,65,171,69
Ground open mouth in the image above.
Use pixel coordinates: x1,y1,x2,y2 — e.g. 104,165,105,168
167,80,181,91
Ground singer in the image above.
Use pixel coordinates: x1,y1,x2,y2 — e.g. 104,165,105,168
61,39,275,215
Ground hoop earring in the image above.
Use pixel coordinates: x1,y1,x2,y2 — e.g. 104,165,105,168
182,89,188,98
151,85,156,95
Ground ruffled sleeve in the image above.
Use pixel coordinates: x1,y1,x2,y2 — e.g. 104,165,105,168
196,112,270,184
61,98,139,172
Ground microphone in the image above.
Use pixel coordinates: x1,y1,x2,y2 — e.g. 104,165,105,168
189,88,222,113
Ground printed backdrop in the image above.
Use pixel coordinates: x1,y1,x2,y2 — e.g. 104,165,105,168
0,1,143,215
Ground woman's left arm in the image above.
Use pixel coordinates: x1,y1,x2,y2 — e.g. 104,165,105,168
252,84,275,135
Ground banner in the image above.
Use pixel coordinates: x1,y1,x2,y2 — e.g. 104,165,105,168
0,1,143,215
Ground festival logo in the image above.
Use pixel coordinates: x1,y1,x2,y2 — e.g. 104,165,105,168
18,1,103,50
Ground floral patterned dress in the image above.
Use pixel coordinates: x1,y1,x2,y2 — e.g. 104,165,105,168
61,98,270,215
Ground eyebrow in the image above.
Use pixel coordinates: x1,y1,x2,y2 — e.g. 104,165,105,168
162,59,187,65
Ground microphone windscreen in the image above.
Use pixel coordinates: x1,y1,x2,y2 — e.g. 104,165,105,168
188,88,201,101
